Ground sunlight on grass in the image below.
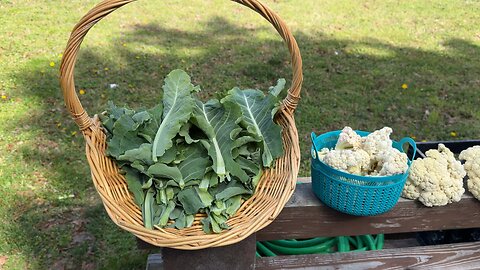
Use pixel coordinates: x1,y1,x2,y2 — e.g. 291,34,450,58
346,44,396,58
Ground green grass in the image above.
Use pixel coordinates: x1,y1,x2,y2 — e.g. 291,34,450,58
1,0,480,268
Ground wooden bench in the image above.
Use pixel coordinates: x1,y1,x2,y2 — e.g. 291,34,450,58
140,177,480,269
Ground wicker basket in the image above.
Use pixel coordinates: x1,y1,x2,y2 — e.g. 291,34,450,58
60,0,303,250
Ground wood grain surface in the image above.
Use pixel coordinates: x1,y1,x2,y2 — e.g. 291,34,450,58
255,241,480,270
257,180,480,241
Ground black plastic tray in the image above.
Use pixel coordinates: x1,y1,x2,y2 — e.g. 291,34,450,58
414,139,480,158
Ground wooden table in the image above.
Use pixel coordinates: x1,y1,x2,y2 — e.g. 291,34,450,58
141,178,480,270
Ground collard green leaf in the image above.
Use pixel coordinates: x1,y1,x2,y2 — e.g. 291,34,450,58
101,101,134,134
118,143,154,166
139,104,163,143
233,145,252,159
157,144,177,164
152,70,197,161
185,180,201,187
222,88,283,167
156,188,167,205
158,200,176,227
107,113,146,158
201,171,219,189
235,156,260,176
166,187,175,201
169,208,182,220
186,215,194,227
123,167,145,207
131,160,146,173
132,110,151,125
174,211,187,229
210,215,222,233
232,135,261,149
199,177,210,191
142,188,155,229
142,178,153,189
211,213,228,227
215,181,252,201
252,169,263,188
268,78,286,97
192,99,248,182
147,163,182,183
211,200,226,216
226,195,243,216
195,186,214,207
179,122,199,144
201,217,212,234
152,204,165,226
178,187,206,215
177,143,211,188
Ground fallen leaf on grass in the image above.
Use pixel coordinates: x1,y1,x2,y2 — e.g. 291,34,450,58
0,256,8,268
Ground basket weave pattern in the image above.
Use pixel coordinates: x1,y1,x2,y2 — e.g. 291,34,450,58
60,0,303,249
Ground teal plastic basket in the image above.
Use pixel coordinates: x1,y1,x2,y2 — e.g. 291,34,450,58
310,130,416,216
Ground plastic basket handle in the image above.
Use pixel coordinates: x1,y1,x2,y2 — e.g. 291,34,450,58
310,132,320,161
399,137,417,163
60,0,303,131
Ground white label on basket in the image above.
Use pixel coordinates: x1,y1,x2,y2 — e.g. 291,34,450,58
311,148,317,159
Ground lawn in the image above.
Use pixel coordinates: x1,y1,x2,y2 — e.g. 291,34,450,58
1,0,479,269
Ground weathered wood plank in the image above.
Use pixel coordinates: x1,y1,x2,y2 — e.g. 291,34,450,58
146,254,164,270
257,180,480,241
151,234,256,270
255,241,480,270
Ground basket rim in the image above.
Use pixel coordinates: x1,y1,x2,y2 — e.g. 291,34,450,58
311,162,409,189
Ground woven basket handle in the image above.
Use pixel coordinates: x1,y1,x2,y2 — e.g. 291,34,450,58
60,0,303,131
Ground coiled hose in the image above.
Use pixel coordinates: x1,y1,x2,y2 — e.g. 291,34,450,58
256,234,384,257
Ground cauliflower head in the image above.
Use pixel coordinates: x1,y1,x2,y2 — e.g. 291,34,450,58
361,127,393,157
317,147,330,161
459,146,480,201
372,148,409,176
322,149,371,175
401,144,466,207
335,126,363,150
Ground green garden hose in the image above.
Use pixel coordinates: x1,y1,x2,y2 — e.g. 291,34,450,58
256,234,384,257
355,235,364,248
269,237,333,248
361,235,377,250
256,241,277,257
262,238,336,255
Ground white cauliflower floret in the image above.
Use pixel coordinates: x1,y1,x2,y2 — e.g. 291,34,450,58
323,149,371,175
401,144,466,207
402,179,422,200
317,148,330,161
427,144,465,181
361,127,393,157
335,126,363,150
419,190,450,207
459,146,480,201
403,158,448,200
372,148,409,176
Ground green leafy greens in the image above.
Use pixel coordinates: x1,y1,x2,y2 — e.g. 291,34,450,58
100,69,285,233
